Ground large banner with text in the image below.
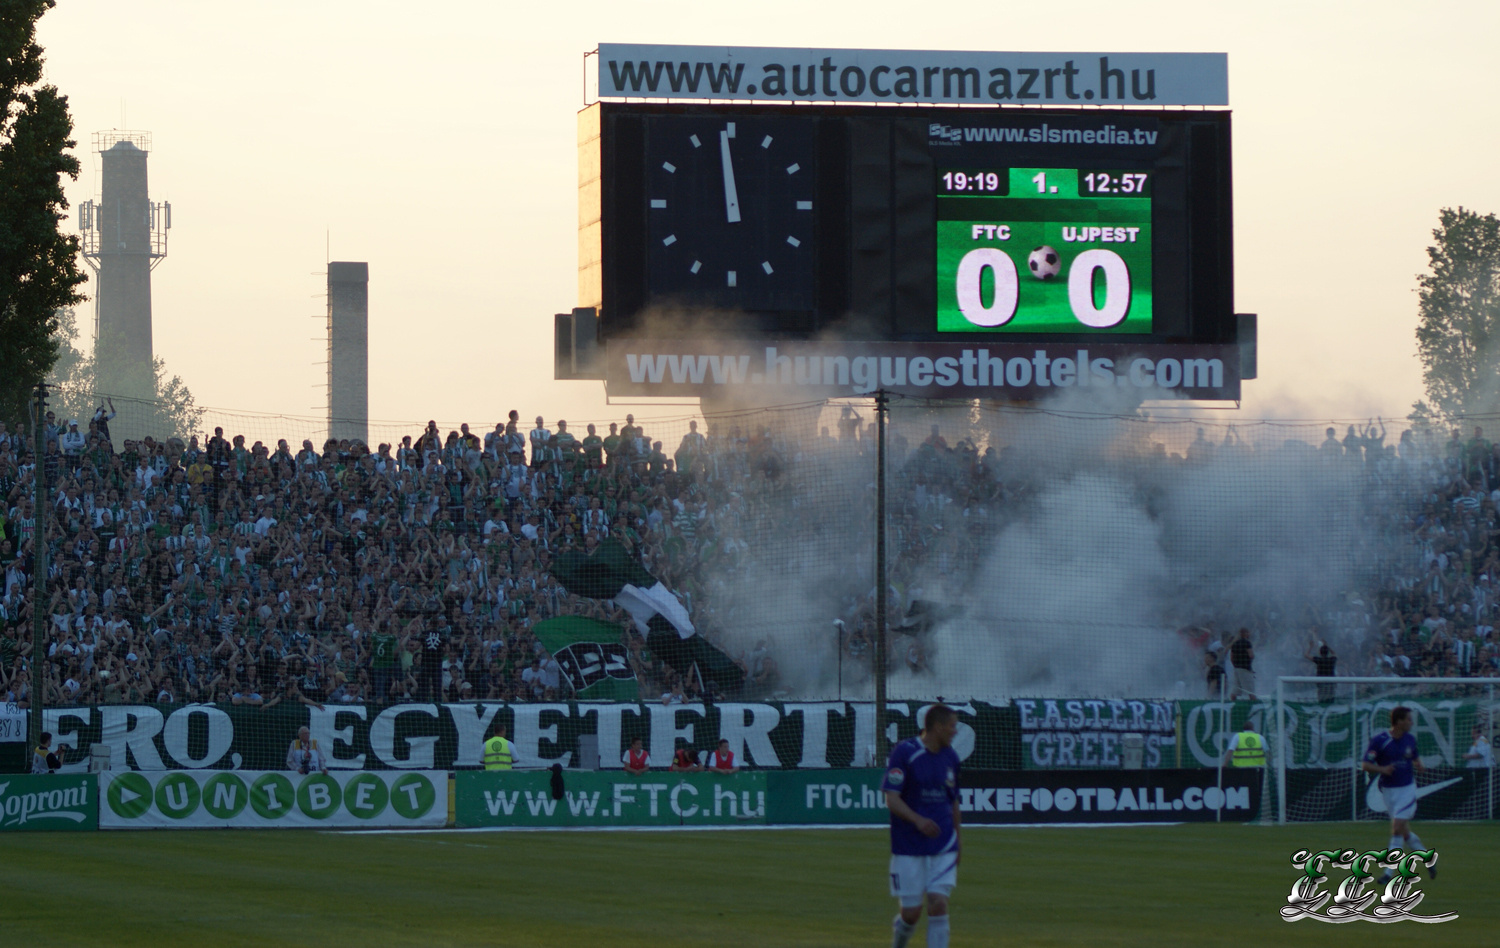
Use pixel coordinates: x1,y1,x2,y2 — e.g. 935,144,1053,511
40,700,1015,772
1176,698,1499,769
55,696,1492,775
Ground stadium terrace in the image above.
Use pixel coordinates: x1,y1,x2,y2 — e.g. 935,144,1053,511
1,409,1498,721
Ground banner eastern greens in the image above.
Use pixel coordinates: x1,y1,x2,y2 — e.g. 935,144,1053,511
1015,698,1178,769
98,769,446,829
38,700,1015,772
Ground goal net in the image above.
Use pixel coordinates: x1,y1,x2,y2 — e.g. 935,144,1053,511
1270,676,1498,823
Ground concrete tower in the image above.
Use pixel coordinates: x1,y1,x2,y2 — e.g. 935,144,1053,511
79,131,170,400
327,262,369,445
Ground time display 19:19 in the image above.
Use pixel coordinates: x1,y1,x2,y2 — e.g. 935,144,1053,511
938,170,1007,195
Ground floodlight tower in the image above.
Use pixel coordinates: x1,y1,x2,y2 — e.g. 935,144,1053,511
77,131,170,399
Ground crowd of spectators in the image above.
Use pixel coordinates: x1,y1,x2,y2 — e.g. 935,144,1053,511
2,404,1498,714
1355,424,1500,681
827,414,1500,695
1193,421,1500,686
0,406,793,711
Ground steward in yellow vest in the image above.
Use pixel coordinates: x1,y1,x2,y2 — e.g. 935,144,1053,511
1226,724,1267,767
484,723,514,770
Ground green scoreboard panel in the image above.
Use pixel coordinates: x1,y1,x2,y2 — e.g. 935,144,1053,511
936,167,1153,333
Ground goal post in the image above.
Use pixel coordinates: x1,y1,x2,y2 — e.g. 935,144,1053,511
1272,676,1498,825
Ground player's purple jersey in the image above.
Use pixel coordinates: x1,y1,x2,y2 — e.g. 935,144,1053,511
881,737,960,856
1363,730,1418,788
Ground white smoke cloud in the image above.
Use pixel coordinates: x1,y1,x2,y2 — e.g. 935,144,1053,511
690,385,1397,703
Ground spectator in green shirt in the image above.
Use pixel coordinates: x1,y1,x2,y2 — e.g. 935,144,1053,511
370,623,398,704
582,424,604,465
602,422,623,466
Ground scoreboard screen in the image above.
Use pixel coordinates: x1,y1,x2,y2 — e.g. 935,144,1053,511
576,102,1238,398
584,103,1230,343
936,167,1153,334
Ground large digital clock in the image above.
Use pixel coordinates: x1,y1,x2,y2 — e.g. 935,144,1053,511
645,115,817,312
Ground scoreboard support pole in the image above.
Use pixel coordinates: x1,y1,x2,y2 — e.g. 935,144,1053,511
873,390,890,766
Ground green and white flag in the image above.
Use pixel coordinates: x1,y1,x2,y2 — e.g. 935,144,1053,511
533,616,639,701
553,539,695,638
551,539,744,692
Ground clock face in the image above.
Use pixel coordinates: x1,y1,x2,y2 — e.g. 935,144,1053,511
645,115,816,312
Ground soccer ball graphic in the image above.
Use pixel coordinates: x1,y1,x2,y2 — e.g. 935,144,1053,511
1027,246,1061,280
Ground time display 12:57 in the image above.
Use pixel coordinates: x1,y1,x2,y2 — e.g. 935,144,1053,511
1080,172,1150,195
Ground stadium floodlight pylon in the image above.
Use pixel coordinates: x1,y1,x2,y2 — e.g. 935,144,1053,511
1272,676,1498,825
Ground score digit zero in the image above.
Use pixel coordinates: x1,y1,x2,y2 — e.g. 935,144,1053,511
955,248,1133,329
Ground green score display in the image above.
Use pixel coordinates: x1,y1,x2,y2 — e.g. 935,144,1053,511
936,167,1152,334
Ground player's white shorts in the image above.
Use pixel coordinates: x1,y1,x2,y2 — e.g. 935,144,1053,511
1381,782,1417,821
890,853,958,907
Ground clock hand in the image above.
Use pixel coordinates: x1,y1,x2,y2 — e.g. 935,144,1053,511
719,129,741,223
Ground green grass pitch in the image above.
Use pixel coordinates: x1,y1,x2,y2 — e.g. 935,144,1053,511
5,822,1498,947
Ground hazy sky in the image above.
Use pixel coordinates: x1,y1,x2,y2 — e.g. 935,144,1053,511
34,0,1500,430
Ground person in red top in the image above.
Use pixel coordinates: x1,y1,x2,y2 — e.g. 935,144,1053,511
710,738,740,773
622,737,650,775
670,739,701,772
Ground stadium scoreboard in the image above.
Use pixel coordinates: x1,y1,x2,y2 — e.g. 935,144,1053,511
563,49,1239,400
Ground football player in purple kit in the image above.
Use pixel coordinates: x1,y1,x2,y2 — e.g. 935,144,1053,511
1360,705,1435,883
882,704,961,948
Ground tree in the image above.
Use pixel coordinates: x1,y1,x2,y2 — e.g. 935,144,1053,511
1412,207,1500,421
0,0,87,426
48,306,205,443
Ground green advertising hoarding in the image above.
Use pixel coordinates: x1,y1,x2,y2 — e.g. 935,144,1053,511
459,770,893,828
0,773,97,831
98,769,446,830
765,769,887,825
456,770,766,827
